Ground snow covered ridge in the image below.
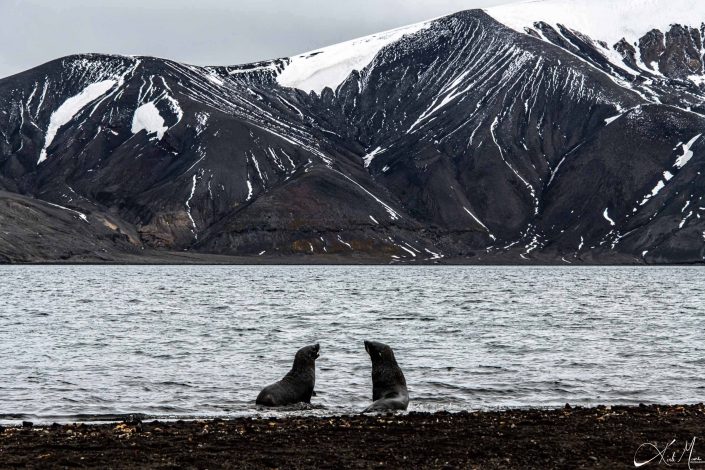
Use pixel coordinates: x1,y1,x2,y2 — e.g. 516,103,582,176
486,0,705,47
276,20,434,94
277,0,705,95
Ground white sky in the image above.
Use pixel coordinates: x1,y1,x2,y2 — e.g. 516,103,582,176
0,0,508,78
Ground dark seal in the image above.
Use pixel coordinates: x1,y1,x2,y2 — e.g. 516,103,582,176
256,344,320,407
363,340,409,413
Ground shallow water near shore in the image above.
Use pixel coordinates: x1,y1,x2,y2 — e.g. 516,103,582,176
1,265,704,424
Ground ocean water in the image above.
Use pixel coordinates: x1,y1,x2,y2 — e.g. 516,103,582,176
1,265,704,424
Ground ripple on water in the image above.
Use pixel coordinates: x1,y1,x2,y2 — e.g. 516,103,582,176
0,265,703,424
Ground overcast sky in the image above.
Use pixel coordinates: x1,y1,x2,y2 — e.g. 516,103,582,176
1,0,508,78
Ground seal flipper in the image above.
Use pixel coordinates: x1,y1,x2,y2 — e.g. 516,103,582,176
256,391,277,407
362,395,408,413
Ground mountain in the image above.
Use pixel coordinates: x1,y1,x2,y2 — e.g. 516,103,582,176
1,0,705,263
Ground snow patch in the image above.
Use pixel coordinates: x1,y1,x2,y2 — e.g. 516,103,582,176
131,102,168,140
638,169,679,207
680,211,693,229
228,63,279,75
487,0,705,50
463,206,496,241
205,71,224,86
398,245,417,257
246,180,253,201
39,80,116,164
330,168,400,220
337,235,353,250
44,201,89,223
603,208,616,226
185,174,198,238
424,248,444,260
689,75,705,87
674,134,702,169
163,94,183,126
277,20,432,94
604,113,622,125
650,180,665,196
363,147,384,168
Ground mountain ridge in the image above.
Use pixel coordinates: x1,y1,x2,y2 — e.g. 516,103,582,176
1,4,705,263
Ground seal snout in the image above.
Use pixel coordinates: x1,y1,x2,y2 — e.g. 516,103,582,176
364,340,381,357
313,343,320,359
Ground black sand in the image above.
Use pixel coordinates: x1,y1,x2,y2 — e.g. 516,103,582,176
2,405,704,469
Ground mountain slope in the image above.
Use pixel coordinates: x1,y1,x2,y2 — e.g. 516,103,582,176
0,1,704,263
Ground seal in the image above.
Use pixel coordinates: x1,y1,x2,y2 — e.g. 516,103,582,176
256,344,320,407
363,340,409,413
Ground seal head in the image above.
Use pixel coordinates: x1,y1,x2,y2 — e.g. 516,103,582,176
256,344,320,407
363,340,409,413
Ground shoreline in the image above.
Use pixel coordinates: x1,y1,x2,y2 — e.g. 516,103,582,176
0,247,703,267
3,257,705,267
2,404,704,468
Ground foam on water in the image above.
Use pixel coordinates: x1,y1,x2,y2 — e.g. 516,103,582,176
0,266,703,424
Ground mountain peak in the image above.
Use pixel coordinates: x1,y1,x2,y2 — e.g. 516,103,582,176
487,0,705,46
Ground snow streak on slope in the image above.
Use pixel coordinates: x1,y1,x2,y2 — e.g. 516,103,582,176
39,80,116,164
276,20,432,94
487,0,705,47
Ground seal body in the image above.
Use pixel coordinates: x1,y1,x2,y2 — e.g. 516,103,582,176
256,344,319,407
363,340,409,413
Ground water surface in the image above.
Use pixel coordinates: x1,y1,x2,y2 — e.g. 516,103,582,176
1,266,703,424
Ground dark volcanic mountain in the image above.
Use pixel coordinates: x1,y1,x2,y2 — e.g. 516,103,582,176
1,0,705,263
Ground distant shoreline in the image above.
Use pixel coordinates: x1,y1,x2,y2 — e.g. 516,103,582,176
2,405,704,468
3,261,704,266
1,252,703,267
0,245,703,266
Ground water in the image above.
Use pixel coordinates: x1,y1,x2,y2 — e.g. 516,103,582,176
1,265,704,424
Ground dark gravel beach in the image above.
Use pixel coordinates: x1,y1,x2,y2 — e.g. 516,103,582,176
2,405,705,469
